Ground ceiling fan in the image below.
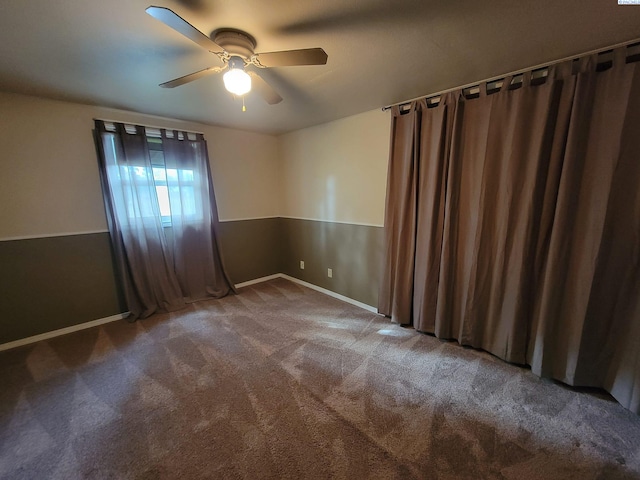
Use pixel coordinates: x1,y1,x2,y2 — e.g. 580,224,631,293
146,6,328,105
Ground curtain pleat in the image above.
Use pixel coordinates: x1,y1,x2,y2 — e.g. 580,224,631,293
380,46,640,414
412,93,459,334
378,105,419,325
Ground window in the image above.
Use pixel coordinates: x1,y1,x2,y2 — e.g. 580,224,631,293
148,138,198,226
102,128,199,227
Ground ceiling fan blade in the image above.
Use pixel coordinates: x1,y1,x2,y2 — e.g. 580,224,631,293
254,48,327,67
146,6,222,52
160,66,224,88
248,71,283,104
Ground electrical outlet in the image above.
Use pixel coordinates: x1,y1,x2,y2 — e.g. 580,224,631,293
327,268,333,278
300,260,305,270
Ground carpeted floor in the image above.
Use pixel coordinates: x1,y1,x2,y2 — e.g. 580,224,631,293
1,278,640,479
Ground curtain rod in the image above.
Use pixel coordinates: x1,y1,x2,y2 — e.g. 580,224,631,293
93,118,204,135
382,37,640,111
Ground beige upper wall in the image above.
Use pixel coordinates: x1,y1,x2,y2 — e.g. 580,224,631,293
0,91,281,239
0,91,390,240
208,125,282,222
279,109,390,227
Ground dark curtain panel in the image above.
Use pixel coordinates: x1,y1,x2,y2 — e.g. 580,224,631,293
161,130,235,302
95,121,234,319
379,46,640,414
95,122,184,318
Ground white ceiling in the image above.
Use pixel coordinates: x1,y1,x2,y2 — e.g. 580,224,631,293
1,0,640,134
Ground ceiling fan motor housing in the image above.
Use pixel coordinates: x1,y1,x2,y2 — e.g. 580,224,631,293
213,29,257,59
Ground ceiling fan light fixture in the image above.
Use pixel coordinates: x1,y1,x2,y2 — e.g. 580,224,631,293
223,56,251,96
147,7,326,105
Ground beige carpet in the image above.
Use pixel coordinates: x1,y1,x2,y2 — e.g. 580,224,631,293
1,278,640,479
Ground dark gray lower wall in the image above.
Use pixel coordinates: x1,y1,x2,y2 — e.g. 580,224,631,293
0,219,284,345
280,218,384,307
0,217,382,345
0,233,125,345
217,217,283,284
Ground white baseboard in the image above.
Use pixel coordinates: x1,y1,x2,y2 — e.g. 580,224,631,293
0,312,129,352
241,273,376,313
236,273,378,313
1,275,377,352
234,274,282,289
280,274,378,313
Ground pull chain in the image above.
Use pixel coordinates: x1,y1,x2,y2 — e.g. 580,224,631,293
242,96,246,112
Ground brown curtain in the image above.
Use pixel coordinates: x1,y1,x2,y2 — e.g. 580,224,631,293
436,72,563,364
530,50,640,406
412,93,459,332
379,46,640,414
94,121,235,320
379,93,459,326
